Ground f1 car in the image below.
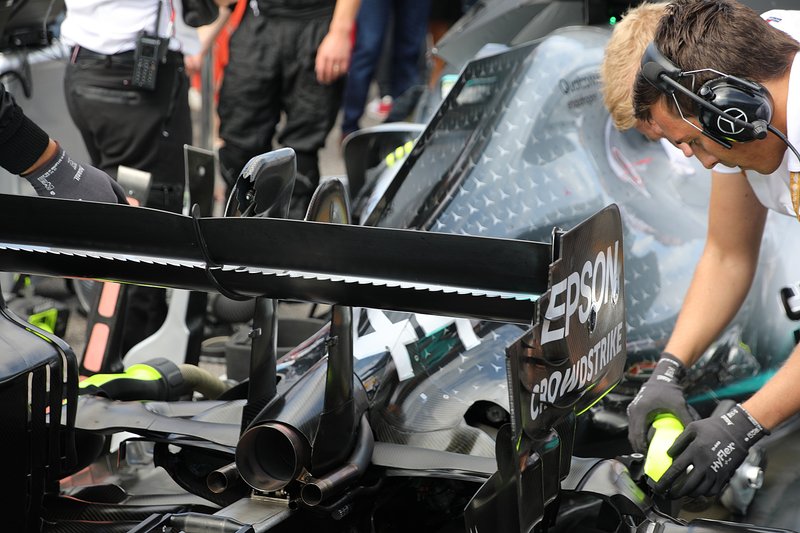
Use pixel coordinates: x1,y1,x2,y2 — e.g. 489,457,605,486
1,9,800,533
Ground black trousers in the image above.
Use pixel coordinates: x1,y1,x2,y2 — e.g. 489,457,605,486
217,11,343,197
64,47,192,351
64,47,192,214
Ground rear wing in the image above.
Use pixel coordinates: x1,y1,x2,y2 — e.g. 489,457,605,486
0,194,552,324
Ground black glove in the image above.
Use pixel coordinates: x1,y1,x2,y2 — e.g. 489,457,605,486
654,403,767,498
628,353,694,453
22,143,128,204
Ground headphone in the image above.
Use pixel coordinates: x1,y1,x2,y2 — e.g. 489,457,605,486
640,42,773,148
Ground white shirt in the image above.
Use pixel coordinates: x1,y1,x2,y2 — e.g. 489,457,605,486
61,0,200,56
712,10,800,217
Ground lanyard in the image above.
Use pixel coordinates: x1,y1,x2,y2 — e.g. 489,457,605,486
154,0,176,38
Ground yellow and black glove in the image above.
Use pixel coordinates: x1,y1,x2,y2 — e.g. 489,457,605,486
654,403,767,499
627,353,694,453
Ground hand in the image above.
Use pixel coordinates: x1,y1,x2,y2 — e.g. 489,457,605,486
22,143,128,204
627,353,694,453
184,53,204,79
315,28,352,85
655,403,767,498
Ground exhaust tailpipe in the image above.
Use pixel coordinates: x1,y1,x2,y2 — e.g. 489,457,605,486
301,414,373,506
207,462,241,494
236,421,311,492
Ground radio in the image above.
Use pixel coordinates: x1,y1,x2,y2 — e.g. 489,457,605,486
132,31,168,90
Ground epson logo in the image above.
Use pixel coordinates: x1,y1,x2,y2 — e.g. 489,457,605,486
541,241,620,345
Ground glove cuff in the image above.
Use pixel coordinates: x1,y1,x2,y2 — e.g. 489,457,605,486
655,352,687,382
660,351,685,366
735,403,769,443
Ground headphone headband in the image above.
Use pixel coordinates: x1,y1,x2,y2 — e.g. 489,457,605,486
641,42,682,94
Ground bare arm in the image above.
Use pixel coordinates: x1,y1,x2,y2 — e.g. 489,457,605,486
315,0,360,84
197,5,233,50
665,169,767,365
743,344,800,429
184,5,233,77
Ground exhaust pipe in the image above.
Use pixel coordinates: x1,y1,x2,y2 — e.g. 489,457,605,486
207,462,241,494
234,358,328,491
236,179,368,494
233,343,369,494
236,420,312,493
301,414,374,506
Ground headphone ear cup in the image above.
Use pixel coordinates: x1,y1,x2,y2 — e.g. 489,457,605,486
696,77,773,143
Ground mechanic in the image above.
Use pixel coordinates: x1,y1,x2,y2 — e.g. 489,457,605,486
602,0,800,499
60,0,228,352
60,0,227,213
216,0,359,217
0,84,126,203
601,1,669,138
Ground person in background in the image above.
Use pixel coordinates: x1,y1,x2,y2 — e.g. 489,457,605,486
340,0,431,139
217,0,360,217
59,0,228,352
59,0,229,213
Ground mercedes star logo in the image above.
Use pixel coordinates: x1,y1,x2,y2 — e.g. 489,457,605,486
717,107,748,135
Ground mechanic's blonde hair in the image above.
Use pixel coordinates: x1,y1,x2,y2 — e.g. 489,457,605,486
600,2,669,130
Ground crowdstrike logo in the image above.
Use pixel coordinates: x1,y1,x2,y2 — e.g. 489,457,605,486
718,108,748,136
529,321,624,421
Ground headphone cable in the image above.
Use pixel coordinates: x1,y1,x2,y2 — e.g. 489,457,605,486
768,124,800,164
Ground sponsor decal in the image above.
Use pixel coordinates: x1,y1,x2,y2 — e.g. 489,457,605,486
530,320,624,421
37,176,54,191
354,309,481,381
541,241,620,344
559,73,601,95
